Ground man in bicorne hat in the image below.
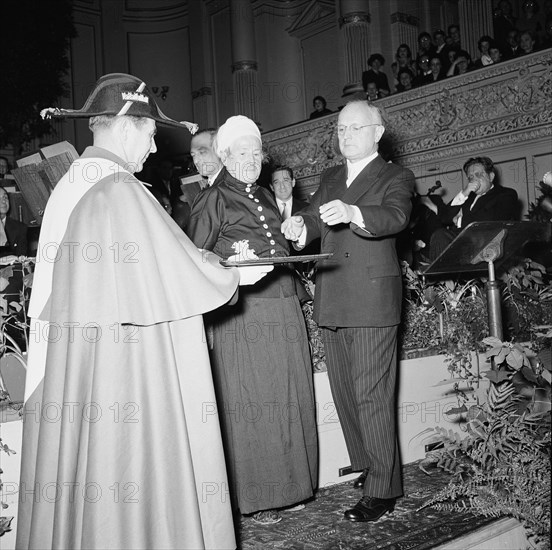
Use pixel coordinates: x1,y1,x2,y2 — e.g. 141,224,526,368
17,73,271,550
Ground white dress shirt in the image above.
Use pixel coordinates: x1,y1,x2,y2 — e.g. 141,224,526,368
296,152,379,246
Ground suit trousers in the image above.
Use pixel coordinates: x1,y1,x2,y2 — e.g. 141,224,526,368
322,326,403,499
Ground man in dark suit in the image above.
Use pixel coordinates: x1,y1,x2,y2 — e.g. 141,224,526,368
270,165,308,221
282,100,415,522
0,187,27,256
424,156,519,261
271,165,317,302
148,158,182,207
174,128,226,235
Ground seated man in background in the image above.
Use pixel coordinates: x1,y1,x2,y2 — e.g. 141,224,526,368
0,186,27,257
421,156,519,261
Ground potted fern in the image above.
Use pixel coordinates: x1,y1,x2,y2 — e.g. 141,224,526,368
415,255,552,547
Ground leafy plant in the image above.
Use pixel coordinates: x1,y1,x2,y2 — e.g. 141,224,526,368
296,264,326,372
418,311,552,546
400,262,488,365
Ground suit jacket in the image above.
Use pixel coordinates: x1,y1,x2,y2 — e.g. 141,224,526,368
291,197,308,215
300,155,415,328
438,185,519,228
3,216,28,256
148,174,182,206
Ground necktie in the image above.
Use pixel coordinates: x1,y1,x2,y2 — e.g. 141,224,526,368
280,201,288,219
0,219,8,247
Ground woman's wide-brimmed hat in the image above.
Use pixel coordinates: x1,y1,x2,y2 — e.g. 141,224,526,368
40,73,197,133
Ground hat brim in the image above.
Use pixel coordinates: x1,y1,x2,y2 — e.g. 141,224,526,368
41,107,195,131
40,73,197,133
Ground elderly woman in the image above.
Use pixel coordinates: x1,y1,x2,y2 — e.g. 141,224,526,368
188,115,318,525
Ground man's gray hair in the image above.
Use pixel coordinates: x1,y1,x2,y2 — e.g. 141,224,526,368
343,100,384,126
89,115,151,131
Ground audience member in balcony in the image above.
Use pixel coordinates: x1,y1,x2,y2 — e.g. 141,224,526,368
395,43,416,75
362,54,390,98
390,61,399,92
413,54,432,86
309,95,333,119
517,0,544,37
395,68,415,93
473,35,494,68
425,56,446,83
281,100,415,524
416,32,437,65
433,28,452,70
541,15,552,47
489,42,505,64
503,28,522,58
366,81,380,101
448,23,462,49
421,156,519,261
188,115,318,526
339,83,367,107
494,0,517,49
519,29,538,53
446,50,473,76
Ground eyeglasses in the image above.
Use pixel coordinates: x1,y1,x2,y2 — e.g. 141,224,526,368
336,124,380,136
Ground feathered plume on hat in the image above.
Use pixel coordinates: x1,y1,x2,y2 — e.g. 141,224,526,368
40,73,198,134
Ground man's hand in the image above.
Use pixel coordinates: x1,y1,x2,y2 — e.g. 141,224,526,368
319,200,354,225
463,180,480,197
281,216,305,241
236,264,274,285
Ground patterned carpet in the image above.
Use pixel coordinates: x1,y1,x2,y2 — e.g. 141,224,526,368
237,461,495,550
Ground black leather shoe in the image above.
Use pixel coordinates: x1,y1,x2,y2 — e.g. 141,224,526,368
352,468,369,489
344,496,396,522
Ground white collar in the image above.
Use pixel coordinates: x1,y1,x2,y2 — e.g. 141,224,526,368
346,151,379,185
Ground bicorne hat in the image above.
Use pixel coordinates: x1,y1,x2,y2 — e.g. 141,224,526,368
40,73,197,134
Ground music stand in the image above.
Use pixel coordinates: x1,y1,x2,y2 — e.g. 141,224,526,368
423,221,552,342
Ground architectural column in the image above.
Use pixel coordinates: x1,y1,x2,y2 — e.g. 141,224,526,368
339,0,371,86
389,11,419,58
458,0,493,60
230,0,259,122
189,0,217,129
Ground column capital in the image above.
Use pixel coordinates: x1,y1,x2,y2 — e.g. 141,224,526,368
339,12,370,28
390,12,419,27
191,87,213,100
232,60,258,73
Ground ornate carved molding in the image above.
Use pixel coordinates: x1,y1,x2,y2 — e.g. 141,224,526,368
252,0,312,18
263,50,552,182
231,60,258,72
339,12,370,28
191,86,213,99
390,12,419,26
